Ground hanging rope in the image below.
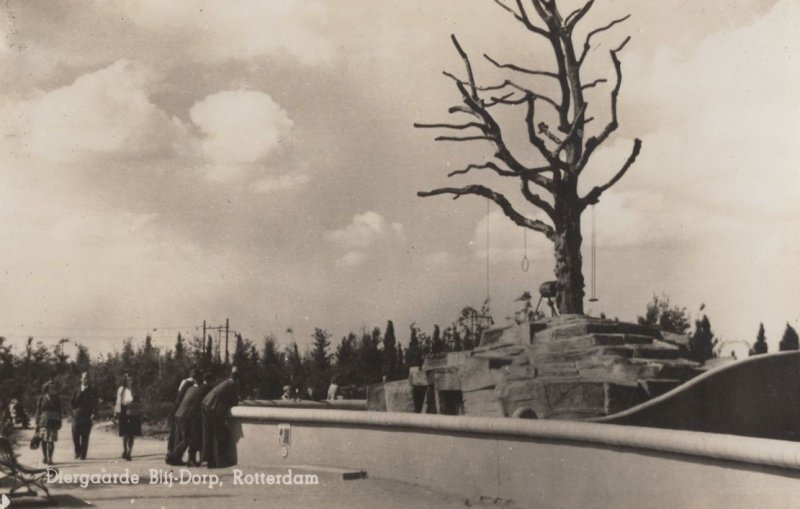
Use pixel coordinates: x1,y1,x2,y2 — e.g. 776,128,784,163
589,204,599,302
521,228,530,272
485,198,491,301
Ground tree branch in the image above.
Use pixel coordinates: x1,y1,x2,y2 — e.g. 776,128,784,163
524,94,561,171
483,54,559,79
580,138,642,207
521,179,557,222
434,135,494,143
577,36,630,173
491,0,551,37
414,121,485,131
418,185,556,240
581,78,607,90
578,14,631,66
566,0,595,31
447,162,516,178
450,35,478,101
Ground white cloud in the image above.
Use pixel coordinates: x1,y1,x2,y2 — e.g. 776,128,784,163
189,89,293,182
325,211,405,267
253,173,310,193
325,211,403,250
16,60,181,163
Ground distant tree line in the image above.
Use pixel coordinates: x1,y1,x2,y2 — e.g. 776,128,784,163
2,294,796,431
637,294,799,361
0,300,497,425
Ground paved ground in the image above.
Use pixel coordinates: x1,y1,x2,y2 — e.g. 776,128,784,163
5,423,492,508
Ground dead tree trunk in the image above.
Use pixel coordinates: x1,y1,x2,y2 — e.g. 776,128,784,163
416,0,643,315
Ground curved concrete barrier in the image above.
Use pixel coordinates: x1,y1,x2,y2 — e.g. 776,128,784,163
231,406,800,508
238,399,367,411
593,351,800,441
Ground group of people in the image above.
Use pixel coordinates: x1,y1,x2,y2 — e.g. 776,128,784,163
166,367,240,468
32,372,99,465
26,367,241,469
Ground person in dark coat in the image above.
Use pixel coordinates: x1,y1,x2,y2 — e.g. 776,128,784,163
196,372,214,464
167,369,198,456
70,371,98,460
201,368,239,468
167,370,204,466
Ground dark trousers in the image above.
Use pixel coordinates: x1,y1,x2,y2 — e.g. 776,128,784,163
72,413,92,459
170,416,200,464
201,406,231,468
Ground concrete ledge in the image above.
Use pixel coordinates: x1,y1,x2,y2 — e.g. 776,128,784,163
238,399,367,411
231,406,800,471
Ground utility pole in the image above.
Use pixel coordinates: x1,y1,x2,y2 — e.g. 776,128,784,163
225,318,230,365
203,320,207,361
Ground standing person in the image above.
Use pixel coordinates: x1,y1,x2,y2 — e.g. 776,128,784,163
114,373,142,461
35,381,62,465
167,369,198,456
201,368,239,468
196,372,214,465
70,371,98,460
167,370,203,466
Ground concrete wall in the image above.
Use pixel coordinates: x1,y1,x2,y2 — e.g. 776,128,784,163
230,407,800,509
595,351,800,441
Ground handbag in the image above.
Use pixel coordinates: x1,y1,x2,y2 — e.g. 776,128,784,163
30,434,41,450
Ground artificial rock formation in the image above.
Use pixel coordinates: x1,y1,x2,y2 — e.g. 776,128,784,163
371,315,704,420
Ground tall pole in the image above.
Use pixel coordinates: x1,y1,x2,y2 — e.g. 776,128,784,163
225,318,230,365
203,320,207,361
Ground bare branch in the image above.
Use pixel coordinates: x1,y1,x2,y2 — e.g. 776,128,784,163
483,54,559,79
447,162,516,178
434,135,494,143
491,0,551,37
417,185,556,240
521,179,557,222
577,36,630,172
414,121,485,131
581,78,607,90
578,14,631,66
537,122,562,145
450,35,478,101
580,138,642,207
566,0,595,31
484,92,522,107
524,94,560,170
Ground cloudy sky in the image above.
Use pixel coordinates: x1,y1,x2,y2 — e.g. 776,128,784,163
0,0,797,356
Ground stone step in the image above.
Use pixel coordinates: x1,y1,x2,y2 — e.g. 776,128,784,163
631,346,682,360
532,333,656,353
533,345,635,364
534,319,661,342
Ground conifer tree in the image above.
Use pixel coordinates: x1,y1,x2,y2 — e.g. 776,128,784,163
750,323,768,356
779,323,799,351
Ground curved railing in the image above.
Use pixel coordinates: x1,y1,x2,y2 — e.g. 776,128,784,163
231,406,800,471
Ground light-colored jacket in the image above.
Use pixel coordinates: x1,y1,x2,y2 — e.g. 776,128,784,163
113,386,135,416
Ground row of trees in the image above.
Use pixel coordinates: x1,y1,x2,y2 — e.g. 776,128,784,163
0,301,497,420
2,295,796,425
637,294,799,360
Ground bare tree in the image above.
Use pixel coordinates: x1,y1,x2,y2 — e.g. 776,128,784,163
416,0,642,315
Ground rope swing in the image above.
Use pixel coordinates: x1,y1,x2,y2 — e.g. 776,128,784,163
521,228,530,273
589,204,599,303
485,197,491,302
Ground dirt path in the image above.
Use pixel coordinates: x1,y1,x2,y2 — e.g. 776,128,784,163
7,422,486,508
